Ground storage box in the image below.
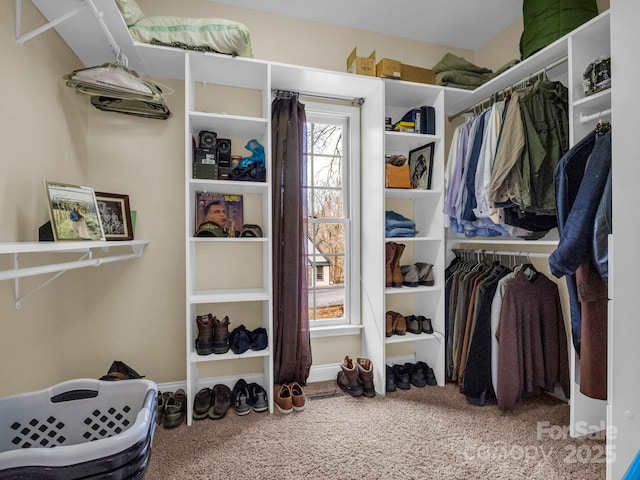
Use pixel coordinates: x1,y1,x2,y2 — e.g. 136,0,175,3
0,378,157,480
401,63,436,85
376,58,402,79
347,47,376,76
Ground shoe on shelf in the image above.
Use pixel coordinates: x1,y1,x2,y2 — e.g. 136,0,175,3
390,243,406,288
418,316,433,334
391,364,411,390
336,355,364,397
392,311,407,335
405,315,422,334
163,390,186,428
248,383,269,412
288,382,306,411
405,362,427,388
417,361,437,386
195,313,215,355
192,387,213,420
385,242,397,288
385,311,394,337
232,379,251,415
213,316,230,354
385,365,397,393
209,384,233,420
274,383,294,414
415,262,435,286
249,327,268,351
401,264,420,287
229,324,251,354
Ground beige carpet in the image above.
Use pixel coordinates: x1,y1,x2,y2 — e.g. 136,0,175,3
144,381,606,479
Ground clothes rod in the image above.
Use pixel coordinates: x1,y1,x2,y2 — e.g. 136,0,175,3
452,248,551,258
580,108,612,124
448,55,568,122
273,89,364,106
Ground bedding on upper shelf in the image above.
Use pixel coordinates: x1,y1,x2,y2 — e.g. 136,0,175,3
115,0,253,58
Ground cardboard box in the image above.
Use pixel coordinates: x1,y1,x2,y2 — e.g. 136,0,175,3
347,47,376,76
376,58,402,79
401,63,436,85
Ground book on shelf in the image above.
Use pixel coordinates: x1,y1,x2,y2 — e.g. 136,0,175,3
194,192,244,237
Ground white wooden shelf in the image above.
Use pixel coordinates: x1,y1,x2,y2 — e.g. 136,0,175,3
0,240,147,308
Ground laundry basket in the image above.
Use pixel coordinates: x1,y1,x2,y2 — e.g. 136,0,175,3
0,378,157,480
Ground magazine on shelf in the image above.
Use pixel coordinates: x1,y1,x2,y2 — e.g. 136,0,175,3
194,192,244,237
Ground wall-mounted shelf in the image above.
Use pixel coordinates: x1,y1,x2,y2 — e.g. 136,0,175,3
0,240,147,308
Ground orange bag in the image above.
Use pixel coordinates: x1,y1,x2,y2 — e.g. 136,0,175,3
385,163,411,188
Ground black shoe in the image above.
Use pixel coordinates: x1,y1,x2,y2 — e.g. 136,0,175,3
405,362,427,388
417,361,437,386
229,325,251,354
391,364,411,390
385,365,397,393
249,327,268,351
418,316,433,334
247,382,269,412
232,379,251,415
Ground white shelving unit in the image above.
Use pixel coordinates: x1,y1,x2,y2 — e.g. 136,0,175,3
0,240,147,308
183,52,273,425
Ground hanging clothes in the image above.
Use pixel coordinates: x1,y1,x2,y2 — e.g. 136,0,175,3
549,127,611,400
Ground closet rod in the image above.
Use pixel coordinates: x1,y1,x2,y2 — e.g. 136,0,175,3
452,248,550,258
448,55,568,122
273,89,365,106
580,108,612,124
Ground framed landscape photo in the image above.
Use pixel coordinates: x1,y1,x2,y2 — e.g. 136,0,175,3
43,181,105,241
408,142,435,190
95,192,134,241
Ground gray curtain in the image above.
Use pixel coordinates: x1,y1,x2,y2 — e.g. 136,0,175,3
271,95,312,385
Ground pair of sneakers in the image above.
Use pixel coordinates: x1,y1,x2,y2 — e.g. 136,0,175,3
273,382,306,414
231,379,269,415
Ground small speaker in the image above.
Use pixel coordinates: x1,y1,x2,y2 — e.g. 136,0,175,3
198,130,217,150
216,138,231,167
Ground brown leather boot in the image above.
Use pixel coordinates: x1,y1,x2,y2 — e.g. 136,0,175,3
337,355,363,397
390,243,405,288
356,357,375,397
195,313,214,355
385,242,396,288
212,315,230,354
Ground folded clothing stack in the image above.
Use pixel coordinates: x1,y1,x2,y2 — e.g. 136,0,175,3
432,53,519,90
386,210,417,238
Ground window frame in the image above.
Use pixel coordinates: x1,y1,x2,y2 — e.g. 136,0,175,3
304,101,361,335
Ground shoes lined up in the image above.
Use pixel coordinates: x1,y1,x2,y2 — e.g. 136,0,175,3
386,242,436,288
273,382,306,414
195,313,267,356
157,389,187,428
386,311,433,337
386,362,437,392
193,379,269,420
336,355,376,398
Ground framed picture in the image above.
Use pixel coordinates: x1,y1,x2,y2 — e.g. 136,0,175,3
94,192,135,241
43,181,105,241
408,142,435,190
194,192,244,237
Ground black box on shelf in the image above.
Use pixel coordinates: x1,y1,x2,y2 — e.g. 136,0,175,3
193,148,218,180
217,166,234,181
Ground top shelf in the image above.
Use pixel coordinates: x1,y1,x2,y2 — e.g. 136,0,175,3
0,240,147,254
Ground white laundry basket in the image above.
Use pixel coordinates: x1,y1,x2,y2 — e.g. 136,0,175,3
0,378,157,479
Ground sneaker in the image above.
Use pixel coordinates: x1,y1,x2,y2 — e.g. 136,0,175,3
249,327,268,351
232,379,251,415
288,382,306,411
419,316,434,334
274,383,293,414
163,391,186,428
209,384,232,420
405,315,422,334
247,383,269,412
229,325,251,354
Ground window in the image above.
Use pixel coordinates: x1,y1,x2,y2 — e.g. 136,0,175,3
304,102,360,330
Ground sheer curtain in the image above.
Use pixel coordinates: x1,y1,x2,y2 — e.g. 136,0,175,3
271,95,312,385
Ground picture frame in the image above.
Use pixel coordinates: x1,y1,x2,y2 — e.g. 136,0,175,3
94,192,135,241
408,142,435,190
43,181,105,241
194,192,244,238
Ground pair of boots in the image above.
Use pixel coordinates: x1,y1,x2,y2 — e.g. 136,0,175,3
195,314,230,355
400,262,435,287
385,242,405,288
337,355,375,397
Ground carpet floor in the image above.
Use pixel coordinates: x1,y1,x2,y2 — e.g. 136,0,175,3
144,381,606,479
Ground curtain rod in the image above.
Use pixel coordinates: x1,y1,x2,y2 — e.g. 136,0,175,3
448,55,568,122
273,89,364,106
